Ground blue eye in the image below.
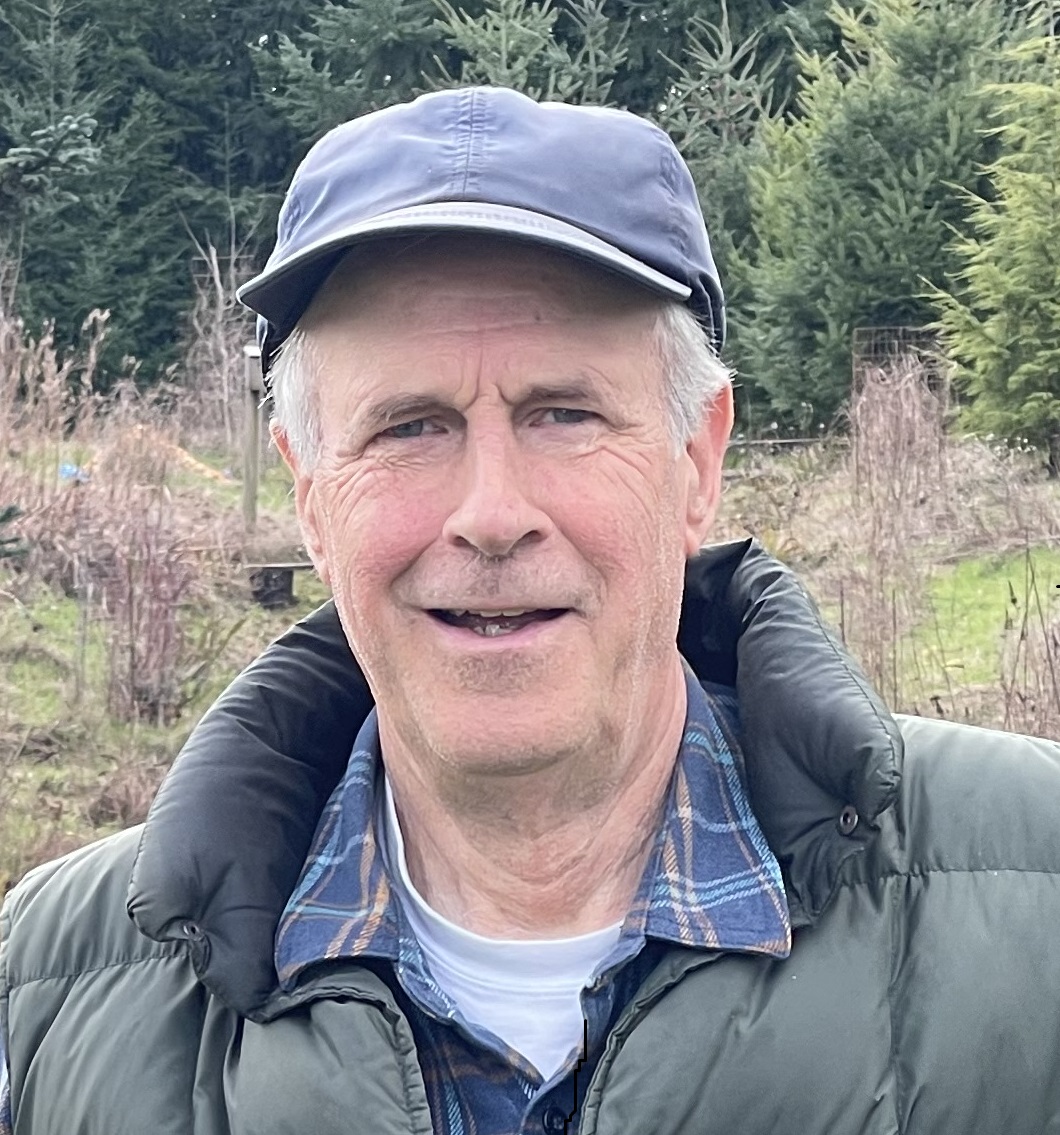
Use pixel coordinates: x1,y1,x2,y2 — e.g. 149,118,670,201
544,408,594,425
383,419,428,439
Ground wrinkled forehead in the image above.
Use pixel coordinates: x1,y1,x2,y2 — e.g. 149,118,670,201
285,236,671,430
299,234,666,340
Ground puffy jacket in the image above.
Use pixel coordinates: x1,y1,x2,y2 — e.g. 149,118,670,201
3,539,1060,1134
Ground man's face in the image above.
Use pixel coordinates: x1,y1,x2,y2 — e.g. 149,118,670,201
277,239,732,783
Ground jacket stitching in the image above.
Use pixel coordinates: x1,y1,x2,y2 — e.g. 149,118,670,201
836,866,1060,885
886,872,905,1135
7,948,185,991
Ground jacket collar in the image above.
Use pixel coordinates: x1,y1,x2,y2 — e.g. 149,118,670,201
128,538,902,1018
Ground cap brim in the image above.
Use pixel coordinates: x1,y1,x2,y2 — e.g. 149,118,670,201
238,201,692,360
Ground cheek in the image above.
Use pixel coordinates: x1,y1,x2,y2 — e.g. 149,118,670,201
554,444,684,555
541,446,687,606
313,467,446,612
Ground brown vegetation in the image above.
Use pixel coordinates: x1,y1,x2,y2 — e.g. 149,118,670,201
0,280,304,890
718,359,1060,738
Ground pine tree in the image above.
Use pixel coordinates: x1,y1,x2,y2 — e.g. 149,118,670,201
932,24,1060,472
255,0,445,139
741,0,1022,426
653,4,781,420
0,0,102,247
431,0,627,103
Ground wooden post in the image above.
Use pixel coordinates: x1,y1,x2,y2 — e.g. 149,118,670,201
243,343,263,535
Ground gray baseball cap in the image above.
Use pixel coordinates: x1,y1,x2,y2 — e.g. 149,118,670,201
238,86,726,373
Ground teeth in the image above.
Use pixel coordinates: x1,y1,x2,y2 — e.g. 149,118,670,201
452,608,532,618
474,623,514,636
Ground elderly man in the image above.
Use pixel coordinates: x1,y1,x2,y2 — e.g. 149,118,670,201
3,86,1060,1135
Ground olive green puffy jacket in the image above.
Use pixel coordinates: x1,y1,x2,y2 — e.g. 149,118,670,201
3,539,1060,1134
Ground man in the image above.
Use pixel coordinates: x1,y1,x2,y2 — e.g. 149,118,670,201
2,85,1060,1135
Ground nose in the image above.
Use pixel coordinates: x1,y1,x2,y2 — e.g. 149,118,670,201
441,424,553,558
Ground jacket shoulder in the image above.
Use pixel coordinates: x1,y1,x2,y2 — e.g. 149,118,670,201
0,830,242,1135
1,825,185,991
893,715,1060,875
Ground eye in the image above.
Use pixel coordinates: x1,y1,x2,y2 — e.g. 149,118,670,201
537,408,596,425
379,418,442,440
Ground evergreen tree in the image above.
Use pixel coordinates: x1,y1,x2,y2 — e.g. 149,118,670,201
255,0,446,139
653,6,781,420
255,0,838,159
741,0,1022,427
0,0,309,383
0,0,102,252
431,0,628,102
0,0,117,377
932,25,1060,472
0,0,889,390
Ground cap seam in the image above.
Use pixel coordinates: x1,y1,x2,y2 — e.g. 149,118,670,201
660,142,688,272
459,88,485,197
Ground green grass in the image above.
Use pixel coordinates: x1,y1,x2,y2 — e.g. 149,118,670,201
171,447,296,515
908,547,1060,691
0,559,334,889
0,588,110,724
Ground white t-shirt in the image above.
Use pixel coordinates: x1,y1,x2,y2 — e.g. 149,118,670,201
382,778,622,1081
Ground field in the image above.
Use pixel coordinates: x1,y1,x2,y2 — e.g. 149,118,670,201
1,341,1058,893
716,363,1060,733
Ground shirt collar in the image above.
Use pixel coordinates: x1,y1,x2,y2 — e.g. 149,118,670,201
276,666,790,989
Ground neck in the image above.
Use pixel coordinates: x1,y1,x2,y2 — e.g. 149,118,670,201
379,658,689,938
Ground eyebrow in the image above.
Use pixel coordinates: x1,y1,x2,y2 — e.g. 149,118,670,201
359,394,451,436
357,379,600,436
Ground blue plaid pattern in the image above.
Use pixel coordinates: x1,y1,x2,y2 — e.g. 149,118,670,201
0,669,789,1133
276,667,790,1134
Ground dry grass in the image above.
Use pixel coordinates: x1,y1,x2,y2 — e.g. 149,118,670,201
178,238,258,458
996,551,1060,739
837,359,951,709
0,275,306,889
718,359,1060,740
0,309,248,717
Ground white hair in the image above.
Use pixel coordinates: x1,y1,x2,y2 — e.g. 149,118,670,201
269,299,730,469
268,326,320,470
652,302,732,450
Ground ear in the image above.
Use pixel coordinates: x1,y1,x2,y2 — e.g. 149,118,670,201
271,421,331,587
681,383,734,558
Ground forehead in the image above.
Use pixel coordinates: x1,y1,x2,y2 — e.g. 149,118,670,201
300,236,661,351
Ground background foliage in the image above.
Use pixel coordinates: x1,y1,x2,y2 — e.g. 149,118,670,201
741,0,1024,425
1,0,1057,446
932,31,1060,471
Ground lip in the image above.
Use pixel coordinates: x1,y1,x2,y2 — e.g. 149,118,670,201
421,608,575,648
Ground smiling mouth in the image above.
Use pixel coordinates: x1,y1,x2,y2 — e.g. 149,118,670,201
428,608,569,637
